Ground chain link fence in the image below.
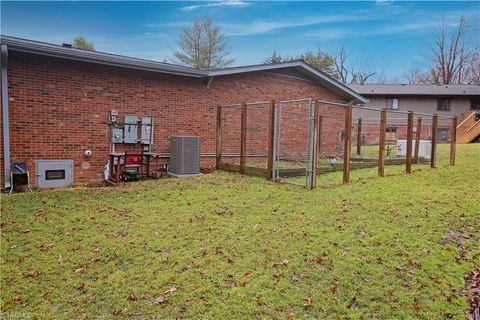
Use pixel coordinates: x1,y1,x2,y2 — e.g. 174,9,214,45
215,99,457,188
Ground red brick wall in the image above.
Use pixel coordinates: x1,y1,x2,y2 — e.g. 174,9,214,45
356,123,452,145
1,52,347,186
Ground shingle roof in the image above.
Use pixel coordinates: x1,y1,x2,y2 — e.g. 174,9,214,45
208,60,366,102
347,83,480,96
0,35,366,103
0,35,206,77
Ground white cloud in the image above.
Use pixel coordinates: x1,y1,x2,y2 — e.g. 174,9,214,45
375,0,393,6
298,29,349,41
180,0,250,12
141,32,169,39
222,13,375,36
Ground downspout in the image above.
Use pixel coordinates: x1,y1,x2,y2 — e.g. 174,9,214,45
207,76,214,88
1,44,11,189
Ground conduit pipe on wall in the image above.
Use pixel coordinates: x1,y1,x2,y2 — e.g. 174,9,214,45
1,44,11,189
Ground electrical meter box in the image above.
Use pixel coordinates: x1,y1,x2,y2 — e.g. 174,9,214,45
141,117,153,144
124,115,138,144
111,128,123,143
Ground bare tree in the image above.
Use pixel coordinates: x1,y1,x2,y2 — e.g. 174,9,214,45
174,18,234,69
424,15,478,84
350,68,376,84
463,52,480,85
331,46,378,84
372,71,402,84
405,68,431,84
332,46,349,83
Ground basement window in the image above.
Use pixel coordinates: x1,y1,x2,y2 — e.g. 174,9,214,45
45,170,66,180
437,98,451,111
36,160,74,188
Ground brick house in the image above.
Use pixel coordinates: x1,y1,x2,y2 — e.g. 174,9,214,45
0,36,365,188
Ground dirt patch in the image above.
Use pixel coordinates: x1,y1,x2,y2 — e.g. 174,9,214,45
441,229,472,246
464,269,480,320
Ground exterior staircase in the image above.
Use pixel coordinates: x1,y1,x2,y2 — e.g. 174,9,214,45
456,112,480,144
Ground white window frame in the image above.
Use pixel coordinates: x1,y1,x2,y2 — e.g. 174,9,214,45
386,98,399,110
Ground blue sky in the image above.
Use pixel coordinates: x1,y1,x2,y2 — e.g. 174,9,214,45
1,1,478,80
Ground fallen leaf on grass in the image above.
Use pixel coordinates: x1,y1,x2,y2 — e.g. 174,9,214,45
74,267,86,274
238,278,247,286
331,286,338,294
273,259,289,266
57,255,63,265
127,292,138,301
22,270,41,277
163,287,177,294
155,295,166,304
19,229,30,234
412,304,420,312
291,272,307,282
304,297,314,307
181,262,197,272
13,296,26,306
35,208,47,217
314,256,323,264
347,297,358,308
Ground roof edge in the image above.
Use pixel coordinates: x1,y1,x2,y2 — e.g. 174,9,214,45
208,60,367,103
0,35,207,77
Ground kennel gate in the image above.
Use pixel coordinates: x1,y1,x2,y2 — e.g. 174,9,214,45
273,98,316,188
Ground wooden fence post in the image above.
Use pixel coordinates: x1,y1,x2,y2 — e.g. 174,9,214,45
414,116,422,163
450,116,457,165
356,118,362,156
311,100,319,189
343,104,353,183
216,105,222,170
431,114,438,168
267,100,276,180
406,111,414,174
240,102,247,175
378,109,386,177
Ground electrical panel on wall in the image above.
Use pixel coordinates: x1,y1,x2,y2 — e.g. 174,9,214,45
124,115,138,144
141,117,153,144
111,128,124,143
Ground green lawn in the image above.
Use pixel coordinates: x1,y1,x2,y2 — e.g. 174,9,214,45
1,144,479,319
